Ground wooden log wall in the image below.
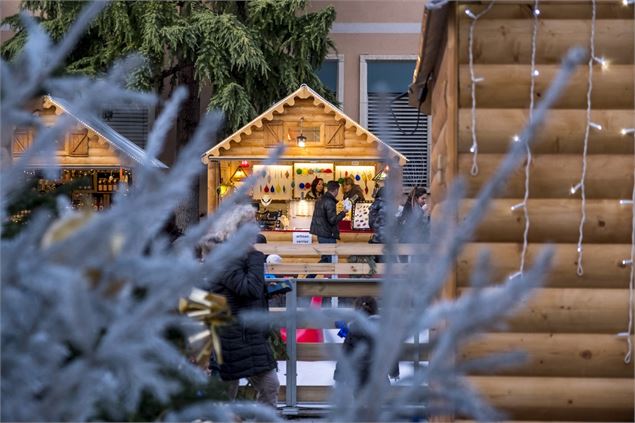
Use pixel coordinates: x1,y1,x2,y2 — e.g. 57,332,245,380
440,2,635,421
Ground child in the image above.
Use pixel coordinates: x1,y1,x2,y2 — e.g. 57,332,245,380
333,296,399,391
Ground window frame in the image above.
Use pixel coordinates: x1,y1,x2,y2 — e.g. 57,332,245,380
359,54,418,127
324,54,345,108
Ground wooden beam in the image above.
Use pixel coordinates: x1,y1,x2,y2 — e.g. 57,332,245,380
457,243,632,289
256,243,424,256
458,109,634,154
458,288,630,333
262,231,372,243
460,333,633,378
266,263,399,275
458,154,633,199
458,20,634,64
459,65,634,109
460,3,635,19
468,376,634,421
297,281,380,298
457,199,631,243
207,160,219,213
296,342,430,362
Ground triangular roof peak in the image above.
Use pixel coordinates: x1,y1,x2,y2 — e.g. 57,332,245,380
202,84,407,163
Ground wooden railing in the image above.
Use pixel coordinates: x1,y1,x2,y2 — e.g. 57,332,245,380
255,242,428,413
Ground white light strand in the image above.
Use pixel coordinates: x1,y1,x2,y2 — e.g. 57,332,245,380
621,128,635,135
625,149,635,363
575,0,597,277
466,1,496,176
515,0,540,278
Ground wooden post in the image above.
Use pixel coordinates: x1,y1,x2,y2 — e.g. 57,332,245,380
207,160,220,214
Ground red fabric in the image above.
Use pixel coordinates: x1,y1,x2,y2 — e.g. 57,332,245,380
280,296,324,343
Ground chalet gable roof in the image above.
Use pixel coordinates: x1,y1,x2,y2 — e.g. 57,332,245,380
45,95,167,169
201,84,407,164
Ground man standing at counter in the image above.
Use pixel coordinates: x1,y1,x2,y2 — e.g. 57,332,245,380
309,181,351,263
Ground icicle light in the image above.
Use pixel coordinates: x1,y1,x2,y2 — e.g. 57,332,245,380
513,0,541,278
575,0,597,277
466,0,496,176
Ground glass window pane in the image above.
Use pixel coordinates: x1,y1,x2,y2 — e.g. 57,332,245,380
368,60,416,93
316,60,338,94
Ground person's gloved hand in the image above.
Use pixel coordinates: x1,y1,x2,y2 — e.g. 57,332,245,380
335,320,349,338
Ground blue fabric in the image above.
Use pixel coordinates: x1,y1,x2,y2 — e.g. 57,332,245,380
335,320,349,338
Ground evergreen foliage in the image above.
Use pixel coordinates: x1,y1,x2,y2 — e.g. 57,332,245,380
2,0,337,135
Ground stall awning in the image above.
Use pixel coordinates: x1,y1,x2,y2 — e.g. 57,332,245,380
201,84,408,164
45,95,167,169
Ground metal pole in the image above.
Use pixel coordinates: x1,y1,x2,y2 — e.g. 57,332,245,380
285,278,298,409
331,253,339,308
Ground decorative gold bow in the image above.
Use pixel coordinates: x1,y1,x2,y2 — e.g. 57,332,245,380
179,288,232,367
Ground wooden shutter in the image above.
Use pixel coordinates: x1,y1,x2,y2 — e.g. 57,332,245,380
68,128,89,156
12,128,32,155
264,121,284,147
324,123,345,148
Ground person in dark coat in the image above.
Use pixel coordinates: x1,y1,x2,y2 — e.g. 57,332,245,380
201,205,279,407
309,180,350,264
333,296,399,391
342,177,365,202
398,187,430,243
368,186,385,244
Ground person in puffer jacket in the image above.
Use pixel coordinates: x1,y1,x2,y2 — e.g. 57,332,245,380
201,205,279,407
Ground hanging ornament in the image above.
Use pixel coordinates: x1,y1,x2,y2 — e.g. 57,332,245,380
264,186,269,193
306,182,311,190
179,288,232,367
296,169,302,175
299,183,305,189
355,174,361,181
285,171,290,179
291,181,295,188
270,185,275,193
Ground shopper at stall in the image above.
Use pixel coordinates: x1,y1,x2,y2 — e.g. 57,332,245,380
368,186,386,244
201,205,279,408
399,187,430,243
342,177,365,202
306,177,325,200
309,180,351,263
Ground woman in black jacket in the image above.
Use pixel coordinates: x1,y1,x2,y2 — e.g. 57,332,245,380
201,205,279,407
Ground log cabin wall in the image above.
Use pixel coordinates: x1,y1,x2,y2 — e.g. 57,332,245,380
438,1,634,421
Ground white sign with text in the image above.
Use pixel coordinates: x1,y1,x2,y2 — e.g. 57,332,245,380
292,232,312,244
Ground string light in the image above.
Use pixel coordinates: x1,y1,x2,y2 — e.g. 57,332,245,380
466,1,496,176
570,182,582,194
512,135,520,142
623,0,634,5
575,0,597,277
625,57,635,365
510,203,525,212
593,56,609,70
513,0,541,278
589,122,603,130
508,271,522,280
622,259,634,266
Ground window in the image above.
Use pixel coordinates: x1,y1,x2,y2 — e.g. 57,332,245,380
316,55,344,107
360,56,430,191
102,106,149,149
